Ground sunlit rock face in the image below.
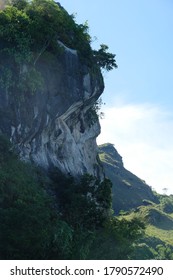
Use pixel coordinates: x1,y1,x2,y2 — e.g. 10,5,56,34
0,43,104,178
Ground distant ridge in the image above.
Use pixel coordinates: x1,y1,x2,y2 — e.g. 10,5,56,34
99,143,159,214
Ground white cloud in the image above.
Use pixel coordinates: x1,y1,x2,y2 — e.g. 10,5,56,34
97,102,173,194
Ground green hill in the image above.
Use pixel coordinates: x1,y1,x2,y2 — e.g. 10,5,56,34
122,201,173,259
99,143,158,214
99,143,173,259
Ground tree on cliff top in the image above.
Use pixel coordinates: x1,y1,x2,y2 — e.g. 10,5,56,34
0,0,117,72
93,44,118,71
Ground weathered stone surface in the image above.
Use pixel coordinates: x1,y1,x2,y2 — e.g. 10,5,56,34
0,43,104,178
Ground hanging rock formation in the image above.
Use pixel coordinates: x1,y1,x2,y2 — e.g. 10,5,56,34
0,43,104,178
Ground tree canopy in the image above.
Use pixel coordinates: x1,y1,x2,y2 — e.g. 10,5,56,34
0,0,117,71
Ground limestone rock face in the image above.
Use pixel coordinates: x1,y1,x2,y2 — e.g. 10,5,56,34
0,44,104,178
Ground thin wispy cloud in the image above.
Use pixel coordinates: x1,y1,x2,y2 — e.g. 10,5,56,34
97,101,173,194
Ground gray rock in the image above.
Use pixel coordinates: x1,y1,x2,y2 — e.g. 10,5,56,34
0,43,104,178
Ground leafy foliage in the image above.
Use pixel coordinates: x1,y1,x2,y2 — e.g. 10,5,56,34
0,135,73,259
0,136,49,259
88,217,145,259
0,5,32,63
0,0,117,98
49,170,146,259
121,197,173,260
51,172,112,230
0,0,93,66
49,172,113,259
93,44,118,71
0,135,145,259
18,66,44,94
157,194,173,214
86,98,105,125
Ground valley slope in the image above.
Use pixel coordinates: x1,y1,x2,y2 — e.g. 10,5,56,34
99,143,173,259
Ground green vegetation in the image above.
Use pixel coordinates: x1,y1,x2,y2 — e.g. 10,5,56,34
0,135,145,259
99,143,173,259
0,0,117,98
0,135,57,259
120,195,173,259
93,44,117,71
2,1,162,261
157,194,173,214
88,217,145,259
98,143,159,214
86,98,105,125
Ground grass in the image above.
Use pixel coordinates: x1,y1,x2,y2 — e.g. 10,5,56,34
99,152,117,167
146,225,173,245
121,204,173,247
99,152,108,163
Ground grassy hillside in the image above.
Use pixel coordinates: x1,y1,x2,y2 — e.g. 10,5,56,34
99,143,173,259
99,143,158,214
118,194,173,259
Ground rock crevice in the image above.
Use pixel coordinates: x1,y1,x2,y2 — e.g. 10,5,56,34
0,44,104,178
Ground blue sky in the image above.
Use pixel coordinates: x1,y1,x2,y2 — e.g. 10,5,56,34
60,0,173,194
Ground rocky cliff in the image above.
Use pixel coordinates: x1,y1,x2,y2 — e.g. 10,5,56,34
99,143,159,214
0,42,104,177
